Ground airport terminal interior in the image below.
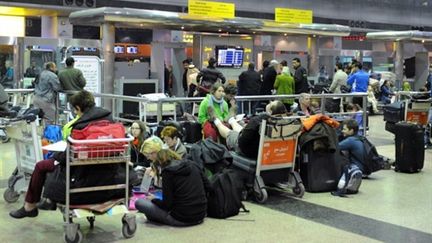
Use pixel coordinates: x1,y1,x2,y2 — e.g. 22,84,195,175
0,0,431,242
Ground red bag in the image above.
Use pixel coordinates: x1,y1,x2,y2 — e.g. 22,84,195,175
71,120,127,159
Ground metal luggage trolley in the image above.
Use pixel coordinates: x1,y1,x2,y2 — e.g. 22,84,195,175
231,116,305,204
62,135,136,243
1,116,43,203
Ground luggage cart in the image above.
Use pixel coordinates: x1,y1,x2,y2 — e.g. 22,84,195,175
231,117,305,204
61,135,136,243
1,117,43,203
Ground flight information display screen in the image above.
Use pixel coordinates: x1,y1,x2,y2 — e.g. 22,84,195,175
215,46,244,68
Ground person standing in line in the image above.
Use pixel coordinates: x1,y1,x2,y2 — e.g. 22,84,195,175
58,57,86,93
292,58,309,94
258,60,270,82
33,62,62,123
238,62,261,114
182,59,191,96
274,66,295,112
346,62,369,107
330,63,348,94
196,57,226,96
260,60,279,95
25,61,42,78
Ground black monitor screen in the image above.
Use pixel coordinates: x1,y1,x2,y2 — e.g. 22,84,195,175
215,46,244,68
122,83,156,115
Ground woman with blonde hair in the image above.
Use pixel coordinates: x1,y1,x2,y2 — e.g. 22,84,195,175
135,149,209,226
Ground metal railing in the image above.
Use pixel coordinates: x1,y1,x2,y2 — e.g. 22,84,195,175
4,88,35,108
56,91,368,132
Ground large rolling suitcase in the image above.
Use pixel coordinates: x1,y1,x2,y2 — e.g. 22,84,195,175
394,122,424,173
383,101,405,123
299,144,345,192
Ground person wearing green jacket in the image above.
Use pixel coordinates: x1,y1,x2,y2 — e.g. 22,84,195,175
198,83,230,141
274,66,295,112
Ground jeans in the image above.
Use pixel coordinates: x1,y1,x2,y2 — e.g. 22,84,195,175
25,159,56,203
135,199,202,227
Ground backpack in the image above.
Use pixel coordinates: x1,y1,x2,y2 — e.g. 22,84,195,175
207,169,249,219
332,164,362,196
356,136,386,175
42,124,63,159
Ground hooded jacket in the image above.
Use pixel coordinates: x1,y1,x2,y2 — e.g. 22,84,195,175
186,138,233,173
44,106,137,204
151,159,210,223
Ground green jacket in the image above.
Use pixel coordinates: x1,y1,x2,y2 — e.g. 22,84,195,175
198,94,229,124
58,67,86,91
62,116,80,141
274,73,295,105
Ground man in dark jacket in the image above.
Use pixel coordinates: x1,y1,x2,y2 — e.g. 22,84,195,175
292,57,309,94
260,60,279,95
238,63,262,114
58,57,86,93
182,59,191,94
196,57,226,96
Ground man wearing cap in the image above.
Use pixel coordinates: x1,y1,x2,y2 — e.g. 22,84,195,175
58,57,86,94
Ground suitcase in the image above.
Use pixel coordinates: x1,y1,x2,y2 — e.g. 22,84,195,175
299,144,346,192
180,121,202,144
385,121,397,134
383,101,405,123
394,122,424,173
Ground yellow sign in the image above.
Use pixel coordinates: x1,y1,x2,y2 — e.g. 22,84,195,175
275,8,313,24
188,0,235,19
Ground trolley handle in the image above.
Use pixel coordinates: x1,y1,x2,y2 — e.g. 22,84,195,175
67,134,134,144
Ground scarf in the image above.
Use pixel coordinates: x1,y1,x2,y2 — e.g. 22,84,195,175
208,94,224,114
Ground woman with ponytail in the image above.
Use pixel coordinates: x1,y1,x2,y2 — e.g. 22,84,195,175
135,149,210,226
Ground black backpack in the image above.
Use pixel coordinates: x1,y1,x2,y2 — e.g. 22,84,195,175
356,136,386,175
207,169,249,219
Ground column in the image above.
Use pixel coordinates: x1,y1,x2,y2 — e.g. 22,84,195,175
394,41,404,90
41,16,58,38
308,36,319,77
101,23,115,109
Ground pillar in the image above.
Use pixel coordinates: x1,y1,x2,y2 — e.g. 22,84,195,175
394,41,404,89
101,23,115,109
308,36,319,77
41,16,58,38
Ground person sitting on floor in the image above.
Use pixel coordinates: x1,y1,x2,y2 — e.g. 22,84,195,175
129,120,151,179
210,100,287,159
135,149,210,227
293,93,314,116
160,125,187,158
9,90,134,218
198,83,235,141
339,119,366,174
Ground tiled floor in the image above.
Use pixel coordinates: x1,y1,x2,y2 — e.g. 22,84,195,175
0,115,431,243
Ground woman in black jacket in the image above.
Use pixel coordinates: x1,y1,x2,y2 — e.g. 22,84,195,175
135,149,210,226
10,90,127,218
129,120,150,168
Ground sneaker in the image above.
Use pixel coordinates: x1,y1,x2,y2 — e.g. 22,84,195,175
10,206,38,219
207,106,216,123
37,199,57,211
275,181,290,189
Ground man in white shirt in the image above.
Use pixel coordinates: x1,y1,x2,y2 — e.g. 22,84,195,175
330,63,348,94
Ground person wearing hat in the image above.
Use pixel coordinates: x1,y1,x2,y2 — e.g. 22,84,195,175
58,57,86,96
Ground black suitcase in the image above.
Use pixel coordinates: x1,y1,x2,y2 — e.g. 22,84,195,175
394,122,424,173
383,101,405,123
385,121,397,134
180,121,202,144
299,144,346,192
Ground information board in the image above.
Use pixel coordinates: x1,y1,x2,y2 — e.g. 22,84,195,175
72,55,102,105
188,0,235,19
275,8,313,24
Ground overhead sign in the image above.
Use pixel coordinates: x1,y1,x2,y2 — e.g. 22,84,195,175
188,0,235,19
275,8,313,24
